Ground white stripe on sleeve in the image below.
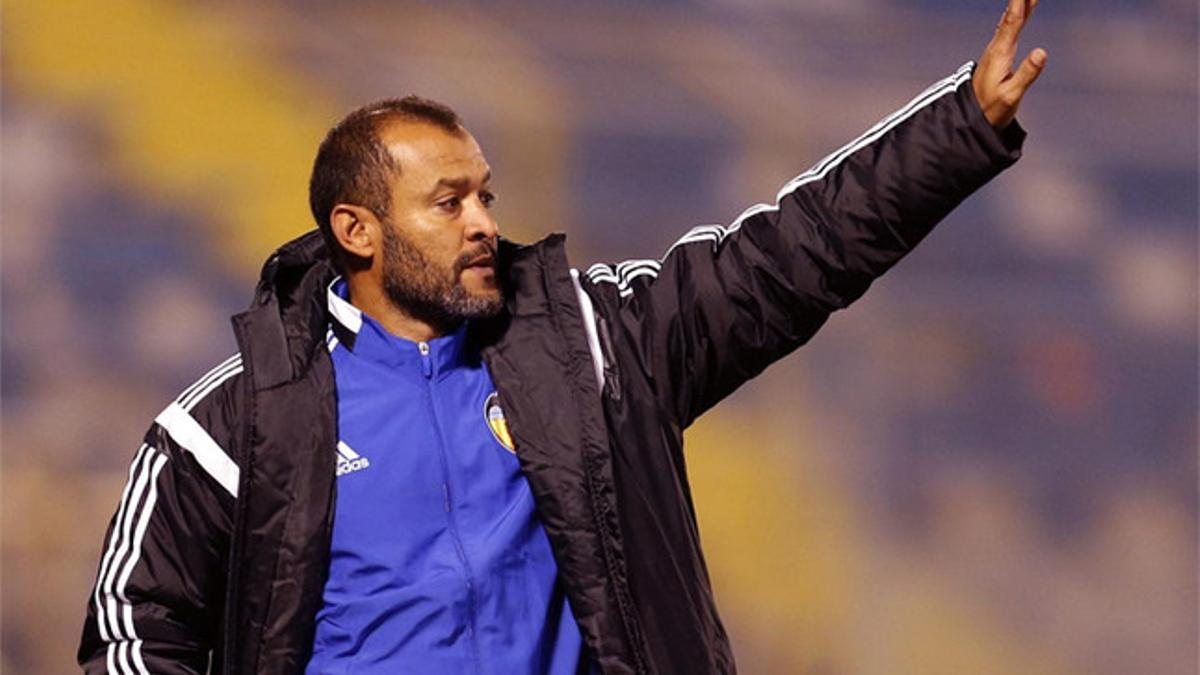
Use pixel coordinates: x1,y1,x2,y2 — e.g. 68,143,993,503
130,639,149,675
116,640,132,674
176,354,240,409
585,62,975,297
102,448,157,642
155,402,240,497
106,643,118,674
93,444,150,644
95,444,161,675
115,451,167,675
181,357,243,413
570,269,606,391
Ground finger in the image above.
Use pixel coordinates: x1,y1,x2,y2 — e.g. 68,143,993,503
994,0,1029,47
1022,0,1040,28
1008,48,1048,95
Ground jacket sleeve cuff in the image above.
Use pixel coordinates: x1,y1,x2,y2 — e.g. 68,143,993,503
958,61,1026,164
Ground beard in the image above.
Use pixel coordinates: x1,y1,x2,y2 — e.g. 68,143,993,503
379,221,503,332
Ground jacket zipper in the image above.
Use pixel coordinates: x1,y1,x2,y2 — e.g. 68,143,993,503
420,341,483,674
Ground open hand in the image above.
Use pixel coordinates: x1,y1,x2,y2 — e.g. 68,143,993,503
973,0,1047,129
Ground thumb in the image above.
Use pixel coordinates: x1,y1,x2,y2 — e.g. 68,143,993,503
1009,47,1048,94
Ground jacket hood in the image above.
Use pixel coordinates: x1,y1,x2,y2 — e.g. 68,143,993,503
233,229,337,391
253,229,334,306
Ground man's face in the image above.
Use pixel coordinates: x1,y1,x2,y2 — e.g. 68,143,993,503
375,120,502,327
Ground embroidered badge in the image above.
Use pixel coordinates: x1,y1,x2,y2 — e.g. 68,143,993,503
484,392,516,453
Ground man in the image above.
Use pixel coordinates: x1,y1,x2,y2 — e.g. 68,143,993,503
79,2,1046,673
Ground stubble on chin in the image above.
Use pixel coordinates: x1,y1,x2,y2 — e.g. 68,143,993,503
380,225,504,328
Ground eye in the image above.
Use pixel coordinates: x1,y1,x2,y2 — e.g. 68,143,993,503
480,190,497,208
436,196,461,212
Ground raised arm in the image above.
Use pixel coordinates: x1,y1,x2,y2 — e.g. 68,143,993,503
579,4,1046,430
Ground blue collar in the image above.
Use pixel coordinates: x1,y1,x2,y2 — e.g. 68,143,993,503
326,277,474,379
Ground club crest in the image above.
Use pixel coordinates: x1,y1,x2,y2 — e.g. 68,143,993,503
484,392,515,453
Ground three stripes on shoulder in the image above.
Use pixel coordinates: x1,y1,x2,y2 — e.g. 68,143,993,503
94,353,242,675
153,354,244,497
585,61,975,299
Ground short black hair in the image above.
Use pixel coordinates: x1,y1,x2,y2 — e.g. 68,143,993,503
308,96,464,267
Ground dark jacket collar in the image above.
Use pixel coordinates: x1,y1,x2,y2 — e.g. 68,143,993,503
232,229,553,391
233,229,337,391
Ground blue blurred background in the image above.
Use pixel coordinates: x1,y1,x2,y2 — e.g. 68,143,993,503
2,1,1196,673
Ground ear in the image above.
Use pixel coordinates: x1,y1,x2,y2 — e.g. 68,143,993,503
329,204,382,261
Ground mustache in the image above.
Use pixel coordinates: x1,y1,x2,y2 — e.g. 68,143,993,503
453,239,499,273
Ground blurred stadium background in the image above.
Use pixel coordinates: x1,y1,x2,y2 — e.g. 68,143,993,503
2,0,1196,673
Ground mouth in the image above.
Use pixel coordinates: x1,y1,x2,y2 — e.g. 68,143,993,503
459,241,497,272
456,241,499,284
464,254,494,269
458,253,497,290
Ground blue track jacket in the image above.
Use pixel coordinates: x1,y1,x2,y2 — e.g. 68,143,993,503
305,279,587,674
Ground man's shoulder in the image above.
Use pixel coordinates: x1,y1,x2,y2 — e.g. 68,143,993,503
151,353,246,450
127,353,247,499
169,353,245,412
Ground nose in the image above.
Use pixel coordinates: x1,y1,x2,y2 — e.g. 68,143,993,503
464,195,499,242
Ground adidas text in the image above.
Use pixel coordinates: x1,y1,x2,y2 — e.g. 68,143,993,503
337,457,370,476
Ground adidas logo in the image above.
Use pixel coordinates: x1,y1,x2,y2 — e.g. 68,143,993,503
336,441,371,476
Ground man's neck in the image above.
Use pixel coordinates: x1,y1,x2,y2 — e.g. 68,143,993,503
344,278,457,343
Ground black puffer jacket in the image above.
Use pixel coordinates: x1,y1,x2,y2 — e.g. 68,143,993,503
79,62,1023,674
